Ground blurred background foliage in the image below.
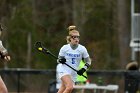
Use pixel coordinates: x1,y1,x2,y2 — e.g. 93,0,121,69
0,0,132,70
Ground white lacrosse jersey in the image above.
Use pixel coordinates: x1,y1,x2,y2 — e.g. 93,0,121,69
59,44,89,70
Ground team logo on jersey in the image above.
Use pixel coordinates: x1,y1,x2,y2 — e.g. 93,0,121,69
66,53,80,57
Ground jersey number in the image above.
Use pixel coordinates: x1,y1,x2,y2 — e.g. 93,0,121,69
72,58,76,64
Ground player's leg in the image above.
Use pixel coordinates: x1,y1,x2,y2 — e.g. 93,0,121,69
61,75,74,93
0,76,8,93
57,82,66,93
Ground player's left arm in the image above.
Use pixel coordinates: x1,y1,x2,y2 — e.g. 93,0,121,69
83,57,91,70
77,46,91,76
82,46,91,70
77,57,91,76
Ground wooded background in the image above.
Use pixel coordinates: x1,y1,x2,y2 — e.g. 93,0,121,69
1,0,140,92
0,0,133,70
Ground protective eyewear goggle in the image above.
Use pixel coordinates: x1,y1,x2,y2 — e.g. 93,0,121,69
70,35,80,39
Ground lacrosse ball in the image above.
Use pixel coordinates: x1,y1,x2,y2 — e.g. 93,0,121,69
38,47,42,51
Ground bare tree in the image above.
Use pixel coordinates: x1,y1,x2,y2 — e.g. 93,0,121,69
117,0,130,68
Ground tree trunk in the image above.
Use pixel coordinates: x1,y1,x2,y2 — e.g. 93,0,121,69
26,32,31,68
117,0,130,69
72,0,86,32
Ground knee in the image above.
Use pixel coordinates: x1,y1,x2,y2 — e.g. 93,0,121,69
66,85,74,91
0,88,8,93
3,89,8,93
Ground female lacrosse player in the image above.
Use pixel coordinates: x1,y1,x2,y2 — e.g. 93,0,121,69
57,25,91,93
0,24,10,93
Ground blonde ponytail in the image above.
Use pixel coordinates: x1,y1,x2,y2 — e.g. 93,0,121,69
67,25,76,31
66,36,71,43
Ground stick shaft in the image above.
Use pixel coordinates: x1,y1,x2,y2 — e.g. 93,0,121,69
64,63,87,78
48,52,87,79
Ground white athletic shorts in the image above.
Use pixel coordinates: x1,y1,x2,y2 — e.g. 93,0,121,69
56,64,77,82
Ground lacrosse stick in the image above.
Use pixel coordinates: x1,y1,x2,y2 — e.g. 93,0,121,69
34,41,87,79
